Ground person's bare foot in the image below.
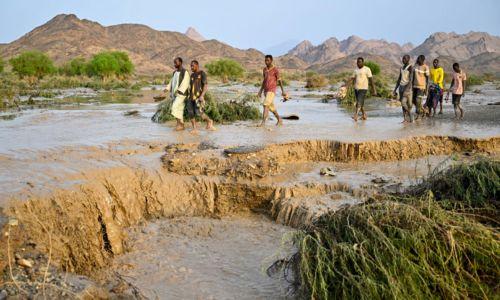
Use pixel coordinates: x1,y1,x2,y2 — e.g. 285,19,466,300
257,122,266,127
206,120,217,131
276,119,283,126
175,124,185,131
352,116,358,122
401,119,408,123
361,114,367,120
438,110,443,115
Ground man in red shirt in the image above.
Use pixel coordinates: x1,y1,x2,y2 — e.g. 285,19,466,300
257,55,288,126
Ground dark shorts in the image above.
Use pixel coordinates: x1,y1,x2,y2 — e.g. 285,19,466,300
452,94,462,105
186,99,205,119
355,89,367,108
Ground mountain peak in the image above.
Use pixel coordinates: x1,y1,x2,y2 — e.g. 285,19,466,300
185,27,205,42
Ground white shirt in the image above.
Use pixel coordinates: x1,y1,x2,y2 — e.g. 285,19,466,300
353,66,373,90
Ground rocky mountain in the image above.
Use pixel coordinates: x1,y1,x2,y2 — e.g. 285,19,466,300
286,36,413,65
410,32,500,62
307,53,400,76
185,27,205,42
0,14,264,74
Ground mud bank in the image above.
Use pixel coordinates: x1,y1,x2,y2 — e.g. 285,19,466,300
2,135,499,297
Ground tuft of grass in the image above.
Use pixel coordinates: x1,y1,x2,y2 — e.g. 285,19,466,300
278,194,499,300
305,72,328,89
151,92,261,123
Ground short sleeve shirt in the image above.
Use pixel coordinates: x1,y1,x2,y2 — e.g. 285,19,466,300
190,71,207,100
430,67,444,89
353,66,372,90
451,71,467,95
263,66,280,93
413,64,430,89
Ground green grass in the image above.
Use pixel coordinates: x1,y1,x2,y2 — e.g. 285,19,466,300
272,159,500,299
151,92,261,123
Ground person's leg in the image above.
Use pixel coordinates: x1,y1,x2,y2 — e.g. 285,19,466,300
452,94,459,119
399,88,407,122
267,96,282,126
171,96,186,130
455,94,464,119
260,92,276,126
438,92,443,114
353,89,361,121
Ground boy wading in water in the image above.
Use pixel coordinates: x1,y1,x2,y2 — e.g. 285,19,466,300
257,55,288,126
430,58,445,114
351,57,376,121
412,55,430,120
187,60,216,133
446,63,467,119
164,57,190,131
393,54,413,123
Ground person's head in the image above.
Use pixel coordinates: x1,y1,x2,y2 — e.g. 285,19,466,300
356,57,364,68
433,58,439,68
402,54,410,65
453,62,460,73
265,54,273,67
190,60,199,72
174,57,183,69
417,55,425,65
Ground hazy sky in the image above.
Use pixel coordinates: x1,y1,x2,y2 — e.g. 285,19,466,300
1,0,499,52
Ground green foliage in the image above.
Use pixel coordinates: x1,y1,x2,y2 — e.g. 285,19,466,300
206,59,245,82
466,74,484,89
60,57,87,76
0,57,4,73
305,72,328,88
86,51,134,79
151,92,261,123
364,61,381,76
9,51,55,79
284,195,499,300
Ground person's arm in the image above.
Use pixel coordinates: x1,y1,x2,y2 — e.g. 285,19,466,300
446,78,454,101
462,73,467,98
438,68,444,88
393,72,402,96
200,72,208,101
176,71,190,96
424,67,430,95
276,68,286,96
369,77,377,96
258,69,265,97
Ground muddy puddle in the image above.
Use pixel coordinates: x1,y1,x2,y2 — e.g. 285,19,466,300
113,212,295,299
0,83,499,298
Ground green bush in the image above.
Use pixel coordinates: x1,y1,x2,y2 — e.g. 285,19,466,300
0,57,4,73
305,71,328,88
60,57,87,76
364,61,381,76
86,51,134,79
9,51,55,79
151,92,261,123
206,59,245,82
466,74,484,89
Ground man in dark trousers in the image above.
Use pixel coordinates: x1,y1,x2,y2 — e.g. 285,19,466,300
187,60,216,132
393,54,413,123
351,57,377,121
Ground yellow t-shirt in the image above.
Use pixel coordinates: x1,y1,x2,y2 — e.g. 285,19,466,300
430,67,444,89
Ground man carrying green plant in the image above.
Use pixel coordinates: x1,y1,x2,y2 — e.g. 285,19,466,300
163,57,190,131
257,55,288,126
412,55,430,120
350,57,376,121
187,60,216,132
393,54,413,123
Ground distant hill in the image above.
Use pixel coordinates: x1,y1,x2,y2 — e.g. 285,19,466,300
0,14,264,74
185,27,206,42
0,14,498,76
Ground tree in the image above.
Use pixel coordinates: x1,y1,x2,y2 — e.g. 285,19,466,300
86,51,134,79
9,51,55,79
61,57,87,76
206,59,245,82
364,61,381,76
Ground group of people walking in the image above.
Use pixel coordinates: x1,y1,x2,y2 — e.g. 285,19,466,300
350,55,467,123
162,53,468,131
162,54,288,131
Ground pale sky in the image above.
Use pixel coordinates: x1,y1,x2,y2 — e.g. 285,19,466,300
1,0,499,53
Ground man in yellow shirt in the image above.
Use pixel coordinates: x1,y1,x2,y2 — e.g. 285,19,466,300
430,59,444,114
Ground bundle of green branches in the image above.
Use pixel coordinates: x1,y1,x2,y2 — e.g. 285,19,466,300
337,85,356,106
410,159,499,220
151,91,261,123
281,195,499,299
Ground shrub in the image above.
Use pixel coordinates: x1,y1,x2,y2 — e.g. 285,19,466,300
364,61,381,76
60,57,87,76
206,59,245,82
151,92,261,123
9,51,55,79
466,74,484,89
305,72,328,88
0,57,4,73
86,51,134,79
